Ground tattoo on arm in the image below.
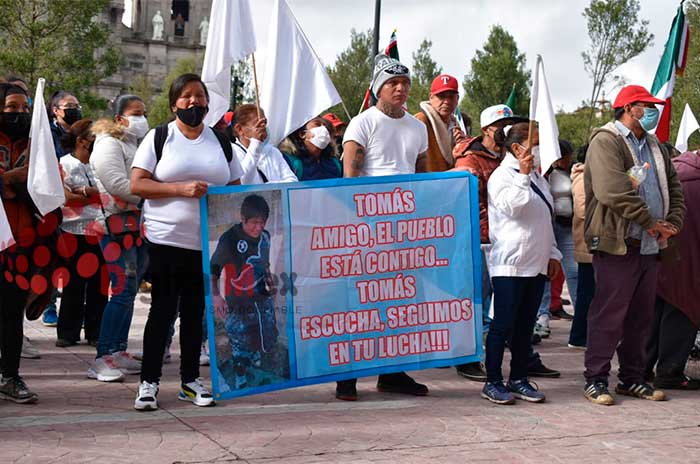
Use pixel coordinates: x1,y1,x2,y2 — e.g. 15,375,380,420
351,147,365,171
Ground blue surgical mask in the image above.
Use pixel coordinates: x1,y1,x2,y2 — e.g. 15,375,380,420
637,107,660,132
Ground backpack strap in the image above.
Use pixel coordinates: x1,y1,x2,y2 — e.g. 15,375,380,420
153,124,233,165
210,127,233,163
153,124,169,163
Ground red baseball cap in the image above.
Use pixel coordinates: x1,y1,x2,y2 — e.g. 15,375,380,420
613,85,665,108
322,113,345,128
431,74,459,95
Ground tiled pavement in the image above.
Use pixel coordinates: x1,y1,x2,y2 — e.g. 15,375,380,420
2,294,699,463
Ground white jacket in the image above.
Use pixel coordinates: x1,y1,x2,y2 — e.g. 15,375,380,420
233,138,298,184
487,153,562,277
90,132,141,216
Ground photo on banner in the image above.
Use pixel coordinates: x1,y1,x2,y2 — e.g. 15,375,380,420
200,172,483,400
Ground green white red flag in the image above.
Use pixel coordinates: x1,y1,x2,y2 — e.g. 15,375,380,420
359,29,400,113
650,2,689,142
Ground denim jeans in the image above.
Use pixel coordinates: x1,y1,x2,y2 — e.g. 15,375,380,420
486,275,546,382
96,231,148,358
568,263,594,347
538,222,578,318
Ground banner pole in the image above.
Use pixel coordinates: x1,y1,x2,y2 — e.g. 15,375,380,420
251,53,262,119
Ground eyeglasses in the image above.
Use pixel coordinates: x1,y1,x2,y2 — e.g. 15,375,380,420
59,104,82,110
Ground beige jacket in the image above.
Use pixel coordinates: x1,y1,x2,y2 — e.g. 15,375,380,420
571,163,592,263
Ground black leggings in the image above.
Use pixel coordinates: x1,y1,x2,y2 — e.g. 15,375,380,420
0,257,28,378
140,241,205,384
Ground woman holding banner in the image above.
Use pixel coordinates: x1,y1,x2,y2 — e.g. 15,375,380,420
130,73,244,411
482,122,561,405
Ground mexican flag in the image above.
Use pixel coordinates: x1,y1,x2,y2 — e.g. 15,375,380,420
359,29,400,113
650,2,689,142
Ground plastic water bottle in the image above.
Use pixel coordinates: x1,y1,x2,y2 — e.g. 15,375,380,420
627,162,650,188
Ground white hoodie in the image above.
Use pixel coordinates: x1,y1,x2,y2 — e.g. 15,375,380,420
487,152,562,277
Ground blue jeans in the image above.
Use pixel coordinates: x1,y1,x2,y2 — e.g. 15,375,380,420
486,275,546,382
96,232,148,358
538,222,578,317
569,263,594,347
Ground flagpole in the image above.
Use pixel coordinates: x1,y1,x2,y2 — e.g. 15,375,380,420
370,0,381,106
251,52,262,119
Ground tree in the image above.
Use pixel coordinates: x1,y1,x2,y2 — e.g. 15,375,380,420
0,0,122,115
326,29,373,121
581,0,654,128
461,25,531,123
669,1,700,149
148,57,199,126
407,39,443,113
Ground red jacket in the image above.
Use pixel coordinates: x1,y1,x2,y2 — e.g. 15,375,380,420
453,136,501,243
657,151,700,327
0,132,33,240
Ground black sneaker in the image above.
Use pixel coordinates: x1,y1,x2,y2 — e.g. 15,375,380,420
528,363,561,378
584,381,614,405
55,338,78,348
455,362,487,382
0,376,38,404
654,375,700,390
335,379,358,401
615,382,666,401
550,306,574,320
377,372,428,396
531,332,542,345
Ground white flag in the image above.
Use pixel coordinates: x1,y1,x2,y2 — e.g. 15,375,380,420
28,78,64,216
202,0,257,127
529,55,561,174
675,104,699,153
0,196,14,252
261,0,342,146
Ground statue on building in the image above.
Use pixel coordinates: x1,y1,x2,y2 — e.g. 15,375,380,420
198,18,209,46
174,13,185,37
152,10,164,40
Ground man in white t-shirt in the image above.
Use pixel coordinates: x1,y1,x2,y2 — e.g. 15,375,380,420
337,53,429,401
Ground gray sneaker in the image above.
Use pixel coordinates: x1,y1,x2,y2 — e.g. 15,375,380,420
21,336,41,359
0,376,38,404
533,322,551,338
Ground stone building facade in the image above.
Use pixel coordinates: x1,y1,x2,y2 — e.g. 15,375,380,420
97,0,212,102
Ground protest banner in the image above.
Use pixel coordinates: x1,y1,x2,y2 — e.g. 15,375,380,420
200,172,482,399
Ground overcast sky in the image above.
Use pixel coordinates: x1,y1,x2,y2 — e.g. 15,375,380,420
249,0,679,113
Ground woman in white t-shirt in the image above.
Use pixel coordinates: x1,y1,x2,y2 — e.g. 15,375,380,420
130,74,243,411
57,119,107,348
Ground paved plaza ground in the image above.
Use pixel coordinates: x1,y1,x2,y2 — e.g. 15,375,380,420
1,293,699,463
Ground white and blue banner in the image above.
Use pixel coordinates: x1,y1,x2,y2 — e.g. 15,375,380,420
200,172,482,400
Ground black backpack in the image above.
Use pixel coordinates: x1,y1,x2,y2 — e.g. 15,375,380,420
153,124,233,164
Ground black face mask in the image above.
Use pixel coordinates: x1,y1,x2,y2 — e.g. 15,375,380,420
0,112,31,138
176,105,208,127
62,108,82,126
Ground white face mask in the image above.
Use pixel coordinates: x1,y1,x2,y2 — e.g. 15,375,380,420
125,115,150,139
308,125,331,150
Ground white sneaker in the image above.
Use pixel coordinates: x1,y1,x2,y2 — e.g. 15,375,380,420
199,342,210,366
87,356,126,382
21,336,41,359
178,378,215,407
112,351,142,375
134,381,159,411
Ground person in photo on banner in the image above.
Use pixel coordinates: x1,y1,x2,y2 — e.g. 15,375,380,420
231,104,298,184
281,116,342,181
338,53,430,401
130,74,244,411
0,83,40,404
88,95,150,383
583,85,685,406
211,194,283,390
482,122,562,405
